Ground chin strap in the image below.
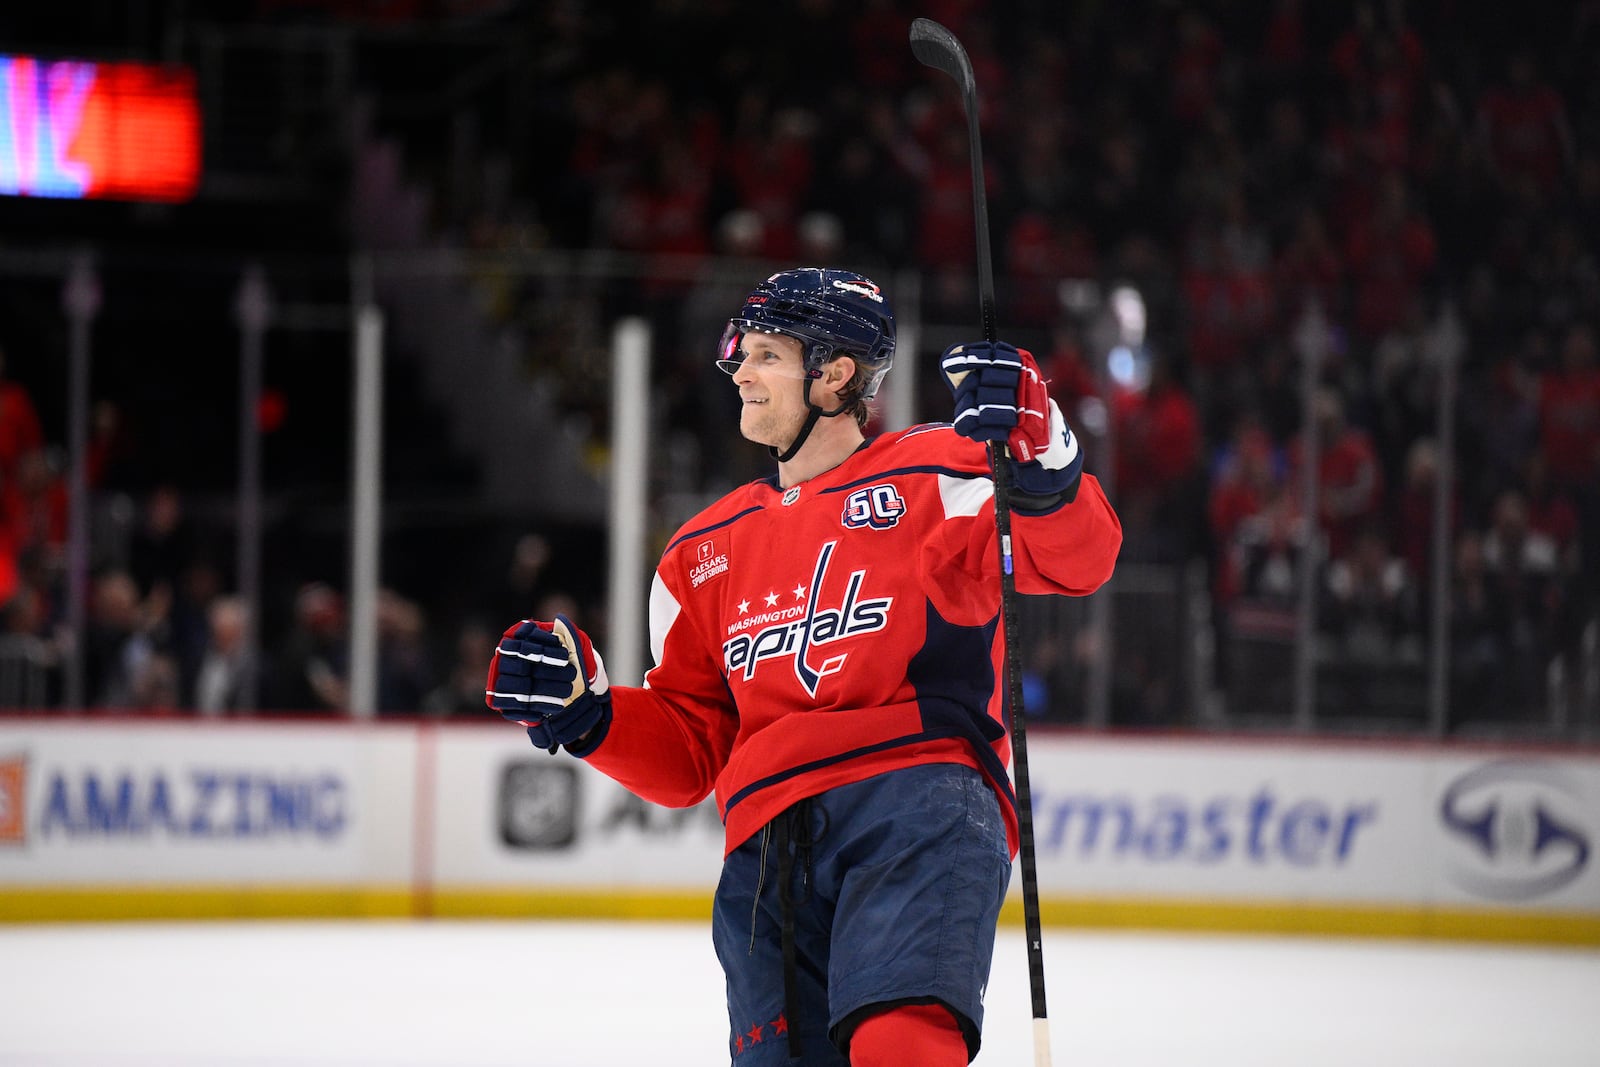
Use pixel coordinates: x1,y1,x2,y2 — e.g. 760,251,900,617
769,378,856,463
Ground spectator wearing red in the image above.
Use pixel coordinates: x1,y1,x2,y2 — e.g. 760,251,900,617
0,448,68,608
1208,421,1286,604
1113,354,1204,561
1320,523,1420,665
1519,452,1580,562
1259,0,1309,86
1329,5,1427,169
723,97,815,263
848,0,914,93
915,116,987,272
1168,9,1225,127
1004,211,1097,326
1290,387,1384,562
1391,438,1459,597
1344,170,1438,342
1537,321,1600,493
1272,205,1345,330
1037,322,1101,417
0,346,43,485
1476,48,1575,197
1179,187,1274,391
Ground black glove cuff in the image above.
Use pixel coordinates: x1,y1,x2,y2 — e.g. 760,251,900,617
563,702,614,758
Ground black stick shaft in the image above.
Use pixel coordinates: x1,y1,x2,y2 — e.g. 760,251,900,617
911,15,1051,1051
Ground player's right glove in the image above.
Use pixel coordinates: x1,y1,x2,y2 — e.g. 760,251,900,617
942,340,1083,505
485,614,612,756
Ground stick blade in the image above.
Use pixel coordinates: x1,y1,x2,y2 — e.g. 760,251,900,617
909,17,974,95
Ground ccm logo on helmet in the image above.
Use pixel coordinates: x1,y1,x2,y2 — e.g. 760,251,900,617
831,278,883,302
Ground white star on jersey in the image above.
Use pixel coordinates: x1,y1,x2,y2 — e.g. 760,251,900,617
792,584,806,600
764,591,779,607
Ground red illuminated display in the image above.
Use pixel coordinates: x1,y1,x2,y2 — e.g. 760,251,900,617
0,54,201,203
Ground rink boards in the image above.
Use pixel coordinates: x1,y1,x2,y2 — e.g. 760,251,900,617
0,718,1596,945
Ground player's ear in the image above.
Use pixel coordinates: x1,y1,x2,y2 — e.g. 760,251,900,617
822,355,857,397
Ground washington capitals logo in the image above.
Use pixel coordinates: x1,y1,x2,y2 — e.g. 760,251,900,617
722,541,892,697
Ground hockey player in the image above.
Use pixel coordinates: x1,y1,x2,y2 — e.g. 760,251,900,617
486,267,1120,1065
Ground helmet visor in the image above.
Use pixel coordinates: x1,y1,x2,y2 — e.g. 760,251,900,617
715,323,817,381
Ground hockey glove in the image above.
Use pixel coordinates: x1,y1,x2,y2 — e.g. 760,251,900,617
942,341,1083,504
485,614,612,755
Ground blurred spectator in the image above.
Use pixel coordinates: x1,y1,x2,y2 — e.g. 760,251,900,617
1168,9,1226,128
1005,211,1097,326
1271,205,1345,332
128,485,196,604
1112,353,1204,562
1208,420,1287,605
1480,489,1563,716
1391,437,1459,598
1038,321,1101,418
486,532,556,625
83,569,160,709
1257,0,1309,89
1320,523,1420,665
0,583,60,708
3,448,68,574
1467,329,1545,500
376,588,434,714
1537,320,1600,614
1291,387,1384,561
169,559,226,710
128,651,183,715
916,113,990,274
423,619,496,717
1519,452,1581,562
1447,529,1499,724
1475,47,1575,198
194,595,253,716
0,346,44,487
1343,170,1437,343
722,97,814,262
269,581,348,713
1220,475,1314,714
1328,3,1426,171
1232,473,1314,607
1537,320,1600,493
1178,186,1274,400
86,399,137,491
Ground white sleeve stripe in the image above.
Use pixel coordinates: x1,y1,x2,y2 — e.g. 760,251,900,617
484,690,564,706
646,572,682,686
938,472,993,518
1035,400,1081,472
495,647,568,667
944,354,1022,370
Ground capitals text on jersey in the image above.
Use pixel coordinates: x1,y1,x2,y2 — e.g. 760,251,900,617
722,541,893,696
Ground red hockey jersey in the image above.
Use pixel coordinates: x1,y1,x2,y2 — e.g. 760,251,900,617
584,422,1121,856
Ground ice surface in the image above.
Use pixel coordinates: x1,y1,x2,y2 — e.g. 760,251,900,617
1,920,1596,1066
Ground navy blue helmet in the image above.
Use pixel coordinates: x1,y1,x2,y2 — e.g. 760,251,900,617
717,267,896,400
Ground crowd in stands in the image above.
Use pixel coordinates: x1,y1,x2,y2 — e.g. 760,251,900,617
0,1,1596,729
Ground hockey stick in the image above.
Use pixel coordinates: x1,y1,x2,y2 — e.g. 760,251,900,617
911,17,1053,1067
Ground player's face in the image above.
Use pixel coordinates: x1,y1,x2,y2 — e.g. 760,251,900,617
728,331,812,449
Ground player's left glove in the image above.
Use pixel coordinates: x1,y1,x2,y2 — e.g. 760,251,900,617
942,340,1083,505
485,614,611,756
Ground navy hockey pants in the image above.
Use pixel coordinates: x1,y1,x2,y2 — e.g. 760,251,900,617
711,763,1012,1065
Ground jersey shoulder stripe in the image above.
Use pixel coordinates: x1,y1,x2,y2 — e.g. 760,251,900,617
663,503,764,557
869,422,989,474
818,463,988,496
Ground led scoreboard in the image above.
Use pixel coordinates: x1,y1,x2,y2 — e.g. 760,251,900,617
0,53,201,203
